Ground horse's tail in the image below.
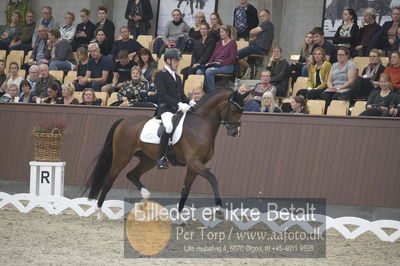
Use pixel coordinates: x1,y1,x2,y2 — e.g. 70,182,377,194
84,118,124,200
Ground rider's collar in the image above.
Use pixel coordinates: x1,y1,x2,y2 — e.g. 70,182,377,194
164,65,176,81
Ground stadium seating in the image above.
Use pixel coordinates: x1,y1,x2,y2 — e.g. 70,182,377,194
350,101,367,116
326,100,349,116
292,77,308,96
307,100,326,115
184,74,204,95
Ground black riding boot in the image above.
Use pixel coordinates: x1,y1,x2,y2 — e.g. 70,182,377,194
157,132,171,169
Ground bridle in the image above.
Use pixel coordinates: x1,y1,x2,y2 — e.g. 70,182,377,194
189,93,243,131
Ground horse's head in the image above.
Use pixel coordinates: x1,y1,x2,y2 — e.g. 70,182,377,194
221,90,251,137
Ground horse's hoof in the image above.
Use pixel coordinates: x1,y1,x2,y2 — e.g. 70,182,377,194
141,188,151,200
93,206,104,222
215,206,225,220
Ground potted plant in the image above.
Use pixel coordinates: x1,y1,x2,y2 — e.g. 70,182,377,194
6,0,31,25
32,120,67,162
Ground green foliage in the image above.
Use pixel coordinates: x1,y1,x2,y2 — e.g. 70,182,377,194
6,0,31,25
33,120,67,135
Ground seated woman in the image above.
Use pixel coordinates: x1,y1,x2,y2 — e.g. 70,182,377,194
184,12,206,52
116,66,148,107
138,48,157,84
321,47,358,106
60,12,76,43
359,73,394,116
290,31,314,86
93,29,112,57
57,83,79,105
0,62,24,92
388,88,400,117
266,46,290,97
0,11,22,50
191,87,204,103
260,91,281,113
297,47,332,100
209,13,223,42
42,83,62,104
332,8,359,56
18,80,35,103
354,8,381,56
244,70,277,112
290,96,308,114
75,47,89,85
196,25,237,92
371,6,400,55
347,49,385,100
181,22,215,81
80,87,102,105
145,69,158,104
383,51,400,92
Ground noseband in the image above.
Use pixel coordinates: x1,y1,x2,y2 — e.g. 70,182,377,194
221,97,242,130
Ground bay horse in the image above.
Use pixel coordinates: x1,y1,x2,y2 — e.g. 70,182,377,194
85,89,251,219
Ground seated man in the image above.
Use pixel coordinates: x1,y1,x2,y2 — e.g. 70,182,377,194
9,11,36,52
77,42,113,92
101,49,137,94
94,6,115,47
244,70,277,111
111,26,143,61
0,11,22,50
32,6,60,48
24,25,49,69
46,29,76,71
34,63,61,99
311,27,335,63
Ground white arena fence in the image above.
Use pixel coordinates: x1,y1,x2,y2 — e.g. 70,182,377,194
0,192,399,243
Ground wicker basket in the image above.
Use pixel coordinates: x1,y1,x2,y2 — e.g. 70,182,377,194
33,129,63,162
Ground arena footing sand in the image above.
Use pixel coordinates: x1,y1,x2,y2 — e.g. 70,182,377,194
1,207,399,265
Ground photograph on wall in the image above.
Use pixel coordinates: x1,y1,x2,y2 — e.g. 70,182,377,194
323,0,399,37
156,0,218,35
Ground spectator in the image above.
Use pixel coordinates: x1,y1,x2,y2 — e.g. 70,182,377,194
0,83,20,103
95,6,115,46
77,43,113,92
321,47,358,106
209,13,223,42
185,12,206,52
80,87,102,105
32,6,60,48
291,96,308,114
117,66,148,107
289,32,314,87
196,25,237,92
238,9,274,77
101,49,137,94
311,27,335,63
355,8,381,56
145,68,158,104
111,26,143,61
71,8,96,51
42,83,61,104
244,70,277,112
26,25,49,67
347,49,385,100
191,87,204,103
27,65,40,90
359,73,394,116
57,83,79,105
76,47,89,83
9,11,36,52
1,62,24,92
93,29,112,56
60,12,76,43
46,29,76,71
266,46,290,97
181,22,215,81
0,60,6,91
125,0,153,38
296,47,332,100
388,87,400,117
34,64,61,99
371,6,400,55
260,91,281,113
138,48,157,84
0,11,22,50
392,27,400,52
153,9,190,57
332,8,359,56
233,0,259,40
18,80,35,103
383,51,400,92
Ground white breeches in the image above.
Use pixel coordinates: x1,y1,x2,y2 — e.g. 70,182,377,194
161,112,174,133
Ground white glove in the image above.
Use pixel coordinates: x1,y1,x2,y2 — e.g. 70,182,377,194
178,102,190,113
189,99,196,107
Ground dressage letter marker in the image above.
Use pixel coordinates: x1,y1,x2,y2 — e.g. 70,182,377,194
29,161,66,196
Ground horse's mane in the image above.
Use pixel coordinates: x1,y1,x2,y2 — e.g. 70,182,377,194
196,89,233,106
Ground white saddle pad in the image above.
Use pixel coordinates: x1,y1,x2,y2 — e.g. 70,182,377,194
140,112,187,145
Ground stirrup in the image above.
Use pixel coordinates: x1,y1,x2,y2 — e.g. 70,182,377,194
157,157,169,169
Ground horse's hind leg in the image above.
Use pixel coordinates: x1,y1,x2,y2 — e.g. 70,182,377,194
127,154,157,200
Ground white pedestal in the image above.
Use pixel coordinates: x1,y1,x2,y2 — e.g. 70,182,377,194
29,161,66,196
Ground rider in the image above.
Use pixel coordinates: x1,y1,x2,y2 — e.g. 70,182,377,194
155,48,195,169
